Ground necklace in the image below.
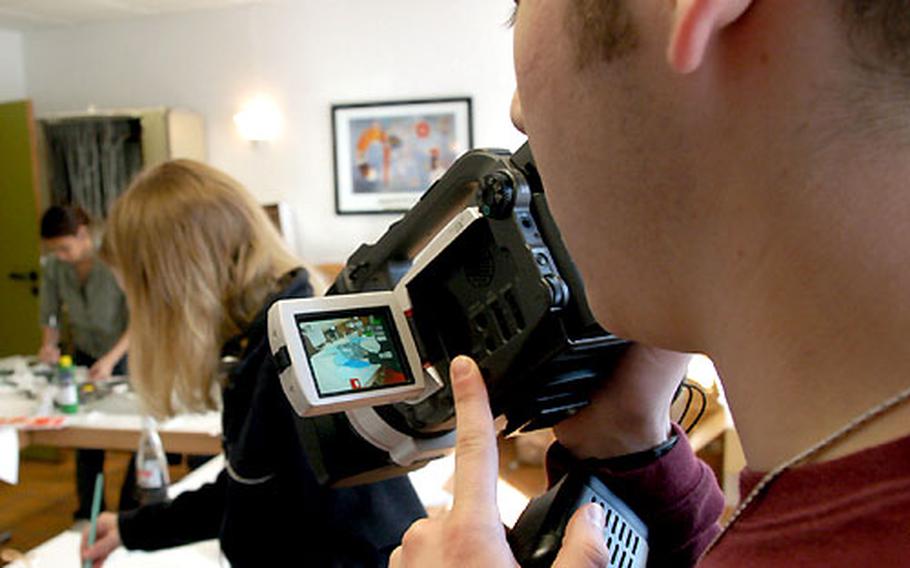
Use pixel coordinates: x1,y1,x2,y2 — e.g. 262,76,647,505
700,383,910,561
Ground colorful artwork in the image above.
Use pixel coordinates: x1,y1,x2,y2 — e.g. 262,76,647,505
333,99,473,214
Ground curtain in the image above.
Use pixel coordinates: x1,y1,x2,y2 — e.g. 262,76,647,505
42,117,144,219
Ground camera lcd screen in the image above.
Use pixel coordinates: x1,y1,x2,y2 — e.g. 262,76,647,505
294,308,416,398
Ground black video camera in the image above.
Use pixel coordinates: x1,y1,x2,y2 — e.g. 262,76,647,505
268,142,630,487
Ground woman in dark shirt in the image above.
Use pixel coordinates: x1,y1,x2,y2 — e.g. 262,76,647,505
81,160,424,567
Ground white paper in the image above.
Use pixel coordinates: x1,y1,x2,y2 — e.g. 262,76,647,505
4,530,226,568
0,426,19,485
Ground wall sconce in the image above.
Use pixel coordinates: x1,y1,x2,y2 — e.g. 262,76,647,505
234,95,282,142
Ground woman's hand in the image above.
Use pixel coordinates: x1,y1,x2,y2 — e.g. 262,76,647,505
554,344,691,460
389,356,609,568
81,512,122,568
88,355,116,381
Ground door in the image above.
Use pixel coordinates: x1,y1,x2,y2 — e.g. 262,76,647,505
0,100,42,357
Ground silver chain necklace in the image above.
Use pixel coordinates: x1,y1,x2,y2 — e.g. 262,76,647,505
699,383,910,561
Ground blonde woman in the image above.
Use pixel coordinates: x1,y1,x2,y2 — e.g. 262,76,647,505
81,160,425,567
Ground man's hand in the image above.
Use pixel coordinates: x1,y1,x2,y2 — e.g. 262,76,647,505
555,344,691,460
81,512,121,568
89,354,116,381
38,342,60,365
389,356,609,568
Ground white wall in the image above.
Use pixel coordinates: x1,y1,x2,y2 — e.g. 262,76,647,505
0,29,26,101
22,0,525,262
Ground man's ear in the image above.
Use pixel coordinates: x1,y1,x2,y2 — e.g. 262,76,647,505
667,0,753,74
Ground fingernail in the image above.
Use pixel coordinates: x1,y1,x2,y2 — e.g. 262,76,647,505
587,504,606,527
450,356,472,380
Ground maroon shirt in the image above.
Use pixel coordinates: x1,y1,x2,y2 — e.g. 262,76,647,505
550,424,910,567
704,432,910,567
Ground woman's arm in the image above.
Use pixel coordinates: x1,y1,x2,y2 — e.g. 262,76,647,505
89,331,129,380
39,326,61,364
38,262,61,364
82,470,227,565
117,469,226,551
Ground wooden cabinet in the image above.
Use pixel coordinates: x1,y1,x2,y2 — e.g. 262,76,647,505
134,107,206,167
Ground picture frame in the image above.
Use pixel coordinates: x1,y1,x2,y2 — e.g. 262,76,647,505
332,98,473,215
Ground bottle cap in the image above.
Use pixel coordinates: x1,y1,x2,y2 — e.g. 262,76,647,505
59,355,73,368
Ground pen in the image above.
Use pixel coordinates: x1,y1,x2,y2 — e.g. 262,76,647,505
83,472,104,568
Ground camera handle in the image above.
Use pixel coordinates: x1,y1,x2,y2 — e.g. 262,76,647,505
508,470,649,568
346,405,455,467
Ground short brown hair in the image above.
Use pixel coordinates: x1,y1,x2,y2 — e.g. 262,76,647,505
843,0,910,76
568,0,638,68
572,1,910,77
40,205,91,239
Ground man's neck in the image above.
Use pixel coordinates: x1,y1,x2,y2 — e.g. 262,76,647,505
705,142,910,472
716,343,910,471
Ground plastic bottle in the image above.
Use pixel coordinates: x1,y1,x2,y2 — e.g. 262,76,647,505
135,416,171,506
55,355,79,414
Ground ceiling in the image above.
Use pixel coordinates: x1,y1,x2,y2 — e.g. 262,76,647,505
0,0,264,29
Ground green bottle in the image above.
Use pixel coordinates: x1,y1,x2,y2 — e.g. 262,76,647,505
56,355,79,414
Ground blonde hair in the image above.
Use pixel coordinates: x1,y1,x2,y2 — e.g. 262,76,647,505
101,160,321,418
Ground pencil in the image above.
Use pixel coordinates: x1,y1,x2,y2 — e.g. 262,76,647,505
83,472,104,568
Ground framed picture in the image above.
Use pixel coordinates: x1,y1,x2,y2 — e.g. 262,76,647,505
332,98,473,214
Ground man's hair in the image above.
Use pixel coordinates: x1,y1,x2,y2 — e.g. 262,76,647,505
40,205,91,239
571,0,910,77
843,0,910,77
569,0,638,68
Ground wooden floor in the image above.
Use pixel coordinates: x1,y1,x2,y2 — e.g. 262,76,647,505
0,448,191,565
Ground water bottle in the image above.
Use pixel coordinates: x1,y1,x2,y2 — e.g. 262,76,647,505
135,416,170,505
55,355,79,414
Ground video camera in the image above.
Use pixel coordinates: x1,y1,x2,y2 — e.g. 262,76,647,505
269,143,653,566
268,142,631,486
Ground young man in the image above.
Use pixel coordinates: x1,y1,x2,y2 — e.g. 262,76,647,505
39,205,134,520
391,1,910,566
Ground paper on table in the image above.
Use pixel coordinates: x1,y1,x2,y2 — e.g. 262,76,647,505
4,530,225,568
0,426,19,485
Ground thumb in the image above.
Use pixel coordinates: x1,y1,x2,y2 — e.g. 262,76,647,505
552,504,609,568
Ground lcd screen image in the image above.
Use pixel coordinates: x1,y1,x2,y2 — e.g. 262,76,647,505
296,311,413,397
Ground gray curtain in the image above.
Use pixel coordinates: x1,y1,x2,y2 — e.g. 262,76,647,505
42,117,144,219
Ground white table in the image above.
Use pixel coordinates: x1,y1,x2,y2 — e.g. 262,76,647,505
0,356,221,455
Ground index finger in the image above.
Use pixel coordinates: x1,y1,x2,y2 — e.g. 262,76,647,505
449,356,500,517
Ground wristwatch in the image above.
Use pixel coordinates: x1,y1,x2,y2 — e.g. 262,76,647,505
551,431,680,473
590,433,679,471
